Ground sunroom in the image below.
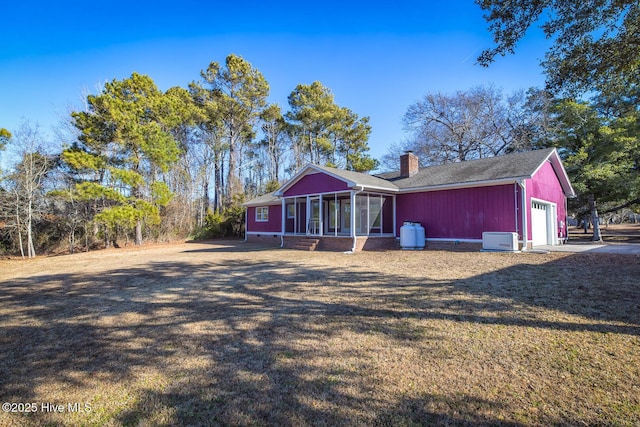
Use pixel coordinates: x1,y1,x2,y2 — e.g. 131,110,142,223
281,191,395,237
272,164,399,250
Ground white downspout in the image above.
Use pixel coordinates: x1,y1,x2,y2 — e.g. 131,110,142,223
319,194,323,236
514,183,519,237
351,186,364,252
393,194,397,237
518,180,528,251
280,197,285,248
564,196,569,244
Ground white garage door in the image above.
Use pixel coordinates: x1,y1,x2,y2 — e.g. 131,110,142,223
531,202,549,246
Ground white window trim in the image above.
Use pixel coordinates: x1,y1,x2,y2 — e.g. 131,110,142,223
255,206,269,222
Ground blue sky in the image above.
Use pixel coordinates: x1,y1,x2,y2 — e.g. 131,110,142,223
1,1,550,161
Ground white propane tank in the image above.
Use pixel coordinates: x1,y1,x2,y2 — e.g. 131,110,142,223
414,222,426,249
400,221,417,250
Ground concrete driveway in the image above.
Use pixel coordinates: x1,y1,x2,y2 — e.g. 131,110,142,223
536,243,640,254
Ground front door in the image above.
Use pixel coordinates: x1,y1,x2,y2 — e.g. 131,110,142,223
308,197,321,235
341,200,351,234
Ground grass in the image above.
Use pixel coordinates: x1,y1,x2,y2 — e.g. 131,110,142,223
0,241,639,426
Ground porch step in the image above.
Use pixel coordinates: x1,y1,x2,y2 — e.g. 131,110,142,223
291,238,320,251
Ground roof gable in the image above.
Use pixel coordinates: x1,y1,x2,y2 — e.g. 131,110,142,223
274,164,398,196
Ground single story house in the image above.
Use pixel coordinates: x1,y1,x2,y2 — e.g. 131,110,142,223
243,148,576,251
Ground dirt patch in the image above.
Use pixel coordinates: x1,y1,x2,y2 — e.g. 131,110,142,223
1,241,638,426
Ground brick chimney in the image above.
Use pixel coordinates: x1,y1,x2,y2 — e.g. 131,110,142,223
400,151,419,178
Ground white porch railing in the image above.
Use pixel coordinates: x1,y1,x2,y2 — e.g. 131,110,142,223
308,219,321,235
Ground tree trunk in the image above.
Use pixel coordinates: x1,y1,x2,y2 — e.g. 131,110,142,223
589,194,603,242
27,198,35,258
135,220,143,245
69,228,75,254
214,151,223,212
16,195,25,259
226,122,243,204
203,179,210,214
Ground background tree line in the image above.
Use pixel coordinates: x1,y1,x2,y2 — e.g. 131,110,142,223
3,78,637,256
2,0,639,256
0,54,377,257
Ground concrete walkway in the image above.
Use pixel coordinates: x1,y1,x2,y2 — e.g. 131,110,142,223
536,242,640,254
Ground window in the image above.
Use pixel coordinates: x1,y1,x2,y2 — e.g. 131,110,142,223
287,204,295,219
255,206,269,222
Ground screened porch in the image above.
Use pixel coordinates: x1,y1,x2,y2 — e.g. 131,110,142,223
282,191,395,237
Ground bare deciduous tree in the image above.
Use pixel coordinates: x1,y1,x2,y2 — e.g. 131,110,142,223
4,122,52,258
399,85,545,165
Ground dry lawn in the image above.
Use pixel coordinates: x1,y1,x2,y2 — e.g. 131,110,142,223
0,241,639,426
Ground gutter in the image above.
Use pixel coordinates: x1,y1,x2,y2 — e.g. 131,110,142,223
280,197,286,248
396,176,531,194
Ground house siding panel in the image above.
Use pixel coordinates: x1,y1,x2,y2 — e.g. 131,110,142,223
525,161,568,241
247,205,282,233
283,173,350,197
395,185,517,239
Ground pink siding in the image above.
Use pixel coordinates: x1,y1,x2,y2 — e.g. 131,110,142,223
246,205,282,233
395,185,517,239
283,172,349,197
526,161,568,240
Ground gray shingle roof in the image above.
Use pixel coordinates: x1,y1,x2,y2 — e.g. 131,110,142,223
376,148,557,190
312,164,399,191
242,191,280,206
244,148,572,206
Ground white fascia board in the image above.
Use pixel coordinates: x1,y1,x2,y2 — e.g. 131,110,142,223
530,149,555,177
396,177,528,194
282,190,351,198
273,165,314,196
312,167,358,188
357,185,398,193
243,198,282,207
530,149,576,198
552,154,577,198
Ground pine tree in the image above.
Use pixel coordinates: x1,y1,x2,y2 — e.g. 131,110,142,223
66,73,181,246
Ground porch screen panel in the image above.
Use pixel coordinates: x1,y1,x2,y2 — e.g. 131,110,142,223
355,194,366,235
328,200,338,231
382,196,394,233
369,197,382,233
